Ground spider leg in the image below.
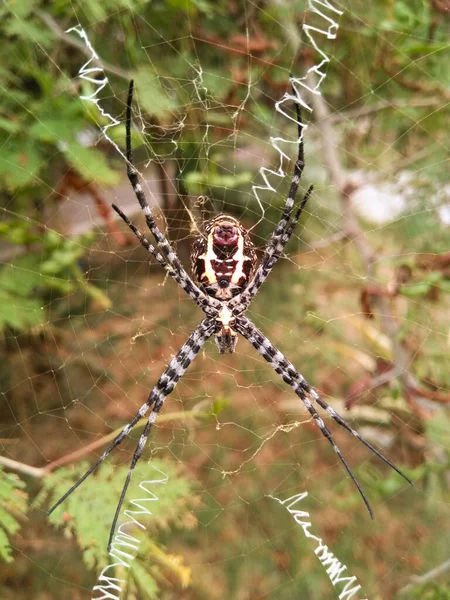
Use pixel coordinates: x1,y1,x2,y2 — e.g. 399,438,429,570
303,386,413,484
112,203,216,316
251,78,307,262
235,315,413,517
48,318,217,544
231,184,313,313
124,81,220,310
230,81,311,312
278,185,314,256
107,317,216,548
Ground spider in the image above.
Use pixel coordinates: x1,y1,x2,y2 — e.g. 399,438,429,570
48,79,412,550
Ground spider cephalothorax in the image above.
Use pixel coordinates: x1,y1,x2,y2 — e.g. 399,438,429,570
191,215,256,300
49,79,412,551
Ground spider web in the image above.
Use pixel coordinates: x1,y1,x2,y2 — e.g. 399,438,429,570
1,1,449,599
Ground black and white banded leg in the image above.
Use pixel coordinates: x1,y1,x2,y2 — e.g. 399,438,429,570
112,204,217,316
48,318,217,548
235,315,413,516
44,74,410,549
230,84,312,313
235,183,314,310
124,81,211,299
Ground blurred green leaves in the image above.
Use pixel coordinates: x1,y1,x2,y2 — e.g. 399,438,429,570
0,467,27,563
0,222,109,332
410,582,450,600
36,459,198,594
400,272,450,299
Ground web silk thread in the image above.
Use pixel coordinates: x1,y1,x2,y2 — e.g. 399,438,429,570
252,0,343,226
268,492,368,600
92,466,169,600
67,5,351,599
66,25,127,162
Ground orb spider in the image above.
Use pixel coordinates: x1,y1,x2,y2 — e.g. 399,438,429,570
48,79,412,550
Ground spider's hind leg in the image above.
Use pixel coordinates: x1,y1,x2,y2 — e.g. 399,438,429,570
235,315,413,518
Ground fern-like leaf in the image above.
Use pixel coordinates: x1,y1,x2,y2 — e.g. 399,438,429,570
0,467,27,563
36,459,198,593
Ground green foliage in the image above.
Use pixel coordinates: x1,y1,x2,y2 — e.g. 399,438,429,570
0,467,27,563
400,272,450,299
410,582,450,600
0,73,118,195
184,169,254,195
0,223,109,332
35,459,197,594
208,396,231,417
130,559,160,599
337,464,426,513
426,413,450,458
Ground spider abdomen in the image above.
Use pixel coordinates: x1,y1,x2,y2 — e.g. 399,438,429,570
191,214,256,300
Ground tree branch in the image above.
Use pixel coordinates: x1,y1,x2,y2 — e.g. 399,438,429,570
398,558,450,595
0,456,46,479
329,97,444,122
307,77,413,386
33,9,132,81
0,408,211,478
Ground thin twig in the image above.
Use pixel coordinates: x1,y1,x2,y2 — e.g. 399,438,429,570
0,408,211,479
383,60,450,102
329,97,443,122
308,80,413,386
0,456,46,479
33,9,132,81
368,366,405,391
398,558,450,595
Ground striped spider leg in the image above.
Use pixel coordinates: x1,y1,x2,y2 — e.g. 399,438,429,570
112,203,218,317
118,79,221,316
234,315,413,516
229,77,313,314
48,317,217,550
48,81,228,549
47,80,225,550
231,183,313,314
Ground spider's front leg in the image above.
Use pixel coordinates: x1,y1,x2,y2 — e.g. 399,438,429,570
229,79,313,314
112,203,219,317
122,81,222,316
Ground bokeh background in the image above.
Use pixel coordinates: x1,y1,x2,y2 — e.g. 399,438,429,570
0,1,449,598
